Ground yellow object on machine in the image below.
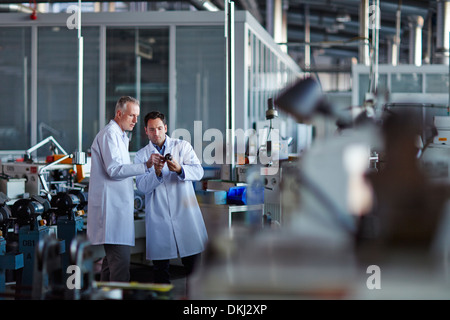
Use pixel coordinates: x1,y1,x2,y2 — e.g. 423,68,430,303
94,281,174,300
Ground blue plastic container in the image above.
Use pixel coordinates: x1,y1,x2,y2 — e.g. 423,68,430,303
227,186,264,205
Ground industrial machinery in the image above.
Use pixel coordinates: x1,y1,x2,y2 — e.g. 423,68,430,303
1,161,73,196
32,233,64,300
0,135,89,298
0,175,26,205
50,190,87,270
31,233,94,300
10,195,65,296
0,192,11,239
65,235,94,300
420,115,450,182
134,189,145,215
1,136,87,197
0,192,23,299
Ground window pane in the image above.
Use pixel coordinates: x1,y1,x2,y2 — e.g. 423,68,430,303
37,26,99,155
358,74,388,105
391,73,423,93
106,27,169,151
426,73,449,93
175,26,226,137
0,27,31,150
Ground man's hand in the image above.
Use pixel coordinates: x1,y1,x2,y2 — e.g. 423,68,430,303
146,153,165,176
166,158,182,174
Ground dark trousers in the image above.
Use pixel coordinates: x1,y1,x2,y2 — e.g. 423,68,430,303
152,254,200,284
100,244,131,282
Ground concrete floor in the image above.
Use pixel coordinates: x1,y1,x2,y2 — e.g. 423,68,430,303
2,261,189,300
128,262,188,300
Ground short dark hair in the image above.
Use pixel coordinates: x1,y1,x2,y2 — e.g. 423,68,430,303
144,111,166,127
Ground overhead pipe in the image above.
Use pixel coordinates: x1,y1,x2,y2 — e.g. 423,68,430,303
359,0,370,65
189,0,219,11
304,4,310,71
408,15,424,66
273,0,283,42
281,0,288,51
394,0,402,65
425,12,432,64
270,0,287,52
265,0,274,35
371,0,380,93
387,35,399,66
0,4,34,13
436,0,450,65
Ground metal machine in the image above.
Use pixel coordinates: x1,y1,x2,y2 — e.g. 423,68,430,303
10,195,65,296
32,233,64,300
2,161,74,196
65,235,94,300
0,175,26,205
31,233,93,300
1,136,87,197
50,190,87,271
0,192,23,299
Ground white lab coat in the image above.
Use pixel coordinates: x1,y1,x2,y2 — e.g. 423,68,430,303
87,120,147,246
134,135,208,260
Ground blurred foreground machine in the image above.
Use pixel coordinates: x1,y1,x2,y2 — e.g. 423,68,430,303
190,77,450,299
32,233,173,300
421,116,450,183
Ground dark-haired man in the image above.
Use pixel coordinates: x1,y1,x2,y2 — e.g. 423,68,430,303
134,111,208,284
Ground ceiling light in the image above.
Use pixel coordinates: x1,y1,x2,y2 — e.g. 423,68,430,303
336,12,351,23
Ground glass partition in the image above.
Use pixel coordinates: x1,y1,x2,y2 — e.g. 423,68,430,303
0,12,300,157
37,26,99,154
391,73,423,93
175,26,226,136
0,27,31,151
106,27,169,151
426,73,449,93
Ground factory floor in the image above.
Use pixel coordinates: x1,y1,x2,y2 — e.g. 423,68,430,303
128,262,188,300
2,263,188,300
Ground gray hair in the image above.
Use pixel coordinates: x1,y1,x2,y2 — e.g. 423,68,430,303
115,96,140,113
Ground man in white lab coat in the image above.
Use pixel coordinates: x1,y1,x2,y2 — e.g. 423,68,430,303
87,96,152,282
134,111,208,284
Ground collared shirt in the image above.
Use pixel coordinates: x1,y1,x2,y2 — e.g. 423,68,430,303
152,137,184,178
153,138,167,155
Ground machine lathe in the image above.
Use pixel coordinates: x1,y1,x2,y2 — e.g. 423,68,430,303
0,189,88,299
0,192,23,299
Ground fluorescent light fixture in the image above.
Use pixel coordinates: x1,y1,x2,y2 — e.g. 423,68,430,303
202,1,219,11
336,12,351,23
